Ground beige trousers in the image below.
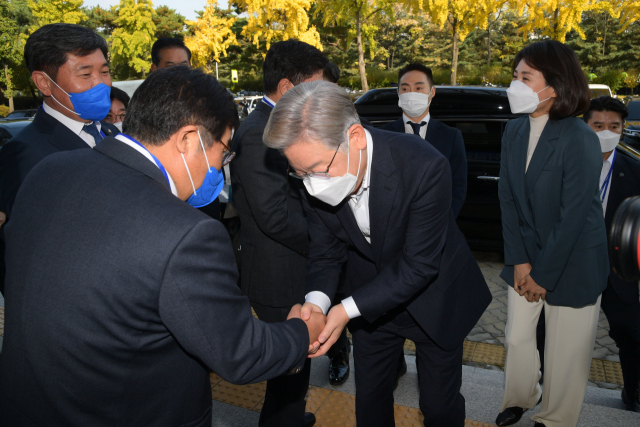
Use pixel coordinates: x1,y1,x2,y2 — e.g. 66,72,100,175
501,286,601,427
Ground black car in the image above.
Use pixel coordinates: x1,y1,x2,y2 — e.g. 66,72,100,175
0,109,37,121
0,119,33,148
623,99,640,149
355,86,640,252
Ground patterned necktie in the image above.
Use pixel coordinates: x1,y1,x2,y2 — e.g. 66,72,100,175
407,121,427,138
83,121,103,145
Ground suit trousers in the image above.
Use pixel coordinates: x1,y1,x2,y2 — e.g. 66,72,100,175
251,302,311,427
349,309,465,427
601,283,640,397
501,286,601,427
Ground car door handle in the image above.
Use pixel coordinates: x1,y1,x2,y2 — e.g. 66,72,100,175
477,176,500,181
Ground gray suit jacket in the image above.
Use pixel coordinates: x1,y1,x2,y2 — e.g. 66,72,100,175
230,101,309,307
498,116,609,306
0,137,308,426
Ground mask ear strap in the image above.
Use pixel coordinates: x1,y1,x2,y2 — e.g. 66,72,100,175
42,72,82,118
181,153,197,195
197,130,212,172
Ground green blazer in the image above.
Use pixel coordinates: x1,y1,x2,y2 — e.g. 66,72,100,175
498,115,609,307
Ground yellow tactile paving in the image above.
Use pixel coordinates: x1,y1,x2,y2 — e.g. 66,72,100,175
210,379,267,410
314,389,356,426
210,372,222,388
602,359,624,385
463,340,477,362
590,358,606,383
305,385,333,413
473,342,506,366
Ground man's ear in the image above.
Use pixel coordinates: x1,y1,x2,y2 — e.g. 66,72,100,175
174,125,200,154
349,124,367,151
277,78,292,97
150,63,158,72
431,86,436,99
32,71,53,96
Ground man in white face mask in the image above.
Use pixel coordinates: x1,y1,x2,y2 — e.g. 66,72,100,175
383,63,467,219
264,80,491,427
584,95,640,412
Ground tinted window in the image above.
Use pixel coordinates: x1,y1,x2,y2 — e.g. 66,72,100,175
628,101,640,121
439,119,504,162
0,127,12,147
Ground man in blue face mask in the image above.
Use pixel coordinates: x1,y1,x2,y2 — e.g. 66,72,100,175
0,23,119,296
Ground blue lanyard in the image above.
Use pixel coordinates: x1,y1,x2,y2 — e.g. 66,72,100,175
261,96,275,108
120,134,171,188
99,130,106,138
600,149,616,204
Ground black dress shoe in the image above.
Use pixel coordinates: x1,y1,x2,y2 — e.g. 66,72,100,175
393,355,407,391
533,423,546,427
303,412,316,427
328,345,350,385
621,388,640,412
495,406,526,426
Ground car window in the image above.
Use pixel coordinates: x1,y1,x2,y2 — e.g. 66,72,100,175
439,120,504,162
356,90,398,105
590,88,611,98
627,101,640,121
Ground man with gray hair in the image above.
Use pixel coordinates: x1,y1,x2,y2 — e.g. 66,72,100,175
264,80,492,427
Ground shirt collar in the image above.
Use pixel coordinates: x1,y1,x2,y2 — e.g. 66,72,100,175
353,129,374,197
42,101,101,135
263,95,277,107
403,112,430,127
115,134,178,197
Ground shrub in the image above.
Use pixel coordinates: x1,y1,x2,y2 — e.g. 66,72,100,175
0,105,9,117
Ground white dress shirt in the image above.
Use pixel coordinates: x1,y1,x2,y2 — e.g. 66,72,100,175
600,151,615,215
403,112,430,139
115,134,178,197
305,129,374,319
42,101,103,148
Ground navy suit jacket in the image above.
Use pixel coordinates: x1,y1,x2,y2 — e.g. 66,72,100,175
604,152,640,303
382,117,467,218
230,101,309,307
498,116,609,307
0,137,308,426
302,126,491,351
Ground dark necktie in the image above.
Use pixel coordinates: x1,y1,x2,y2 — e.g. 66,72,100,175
83,122,103,145
407,121,427,138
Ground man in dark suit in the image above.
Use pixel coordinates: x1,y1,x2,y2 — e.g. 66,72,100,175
584,96,640,412
0,66,324,426
264,81,492,427
382,63,467,218
0,24,119,295
230,40,328,427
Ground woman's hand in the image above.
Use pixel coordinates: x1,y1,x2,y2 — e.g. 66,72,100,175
514,263,532,287
516,274,547,302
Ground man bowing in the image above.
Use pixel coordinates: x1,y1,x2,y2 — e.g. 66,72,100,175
263,81,491,427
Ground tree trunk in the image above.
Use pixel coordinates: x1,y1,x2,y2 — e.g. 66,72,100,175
356,9,368,93
487,26,492,67
602,14,608,58
391,49,395,69
4,64,13,113
450,17,459,86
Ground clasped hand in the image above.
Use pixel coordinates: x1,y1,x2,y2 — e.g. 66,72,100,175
287,302,350,358
514,263,546,303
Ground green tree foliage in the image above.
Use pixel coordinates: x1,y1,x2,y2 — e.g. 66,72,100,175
28,0,88,31
110,0,156,79
153,5,185,38
0,0,25,111
82,5,119,36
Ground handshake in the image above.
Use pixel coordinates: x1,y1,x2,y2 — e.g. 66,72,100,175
287,302,350,358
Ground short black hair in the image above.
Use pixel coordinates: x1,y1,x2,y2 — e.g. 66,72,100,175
584,96,629,123
24,23,108,80
398,63,434,88
323,62,341,83
110,87,130,109
262,40,328,95
151,37,191,66
124,67,239,147
513,40,590,120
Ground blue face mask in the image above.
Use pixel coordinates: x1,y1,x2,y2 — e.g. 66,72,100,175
44,73,112,121
182,130,225,208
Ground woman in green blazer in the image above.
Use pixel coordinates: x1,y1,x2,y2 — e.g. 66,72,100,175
495,40,609,427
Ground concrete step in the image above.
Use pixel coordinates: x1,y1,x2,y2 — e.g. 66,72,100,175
309,352,640,427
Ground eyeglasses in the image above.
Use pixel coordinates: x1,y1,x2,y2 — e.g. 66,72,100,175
220,140,236,166
289,143,341,180
105,113,125,122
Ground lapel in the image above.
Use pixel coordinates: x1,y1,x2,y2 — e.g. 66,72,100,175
366,127,400,265
392,117,405,133
336,201,374,260
510,118,535,227
604,151,625,229
94,137,172,192
32,106,90,152
525,118,560,199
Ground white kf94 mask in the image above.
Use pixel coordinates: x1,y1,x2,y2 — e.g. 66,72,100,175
506,80,551,114
596,130,621,153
